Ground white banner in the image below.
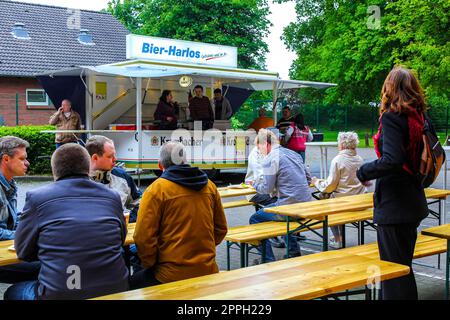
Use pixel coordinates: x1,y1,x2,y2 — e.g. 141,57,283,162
126,34,238,68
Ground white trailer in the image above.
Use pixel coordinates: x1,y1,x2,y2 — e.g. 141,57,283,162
39,35,335,172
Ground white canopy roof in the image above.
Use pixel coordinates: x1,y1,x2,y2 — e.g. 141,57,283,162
36,59,336,90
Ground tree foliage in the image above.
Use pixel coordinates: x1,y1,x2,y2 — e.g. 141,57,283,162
106,0,271,69
277,0,449,109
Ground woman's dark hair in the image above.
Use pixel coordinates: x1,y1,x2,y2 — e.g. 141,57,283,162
159,90,172,103
294,113,306,130
380,66,426,115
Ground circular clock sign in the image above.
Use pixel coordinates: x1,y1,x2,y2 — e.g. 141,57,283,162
179,76,193,88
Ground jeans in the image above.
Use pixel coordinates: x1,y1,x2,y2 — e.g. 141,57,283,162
249,203,300,262
4,281,38,300
0,261,40,284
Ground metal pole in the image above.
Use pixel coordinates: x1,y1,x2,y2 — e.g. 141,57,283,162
316,105,319,131
272,82,278,124
136,77,143,186
446,104,449,139
15,93,19,126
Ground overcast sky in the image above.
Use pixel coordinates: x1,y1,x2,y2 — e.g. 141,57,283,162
14,0,297,78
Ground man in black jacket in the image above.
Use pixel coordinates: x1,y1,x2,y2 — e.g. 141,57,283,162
4,144,129,300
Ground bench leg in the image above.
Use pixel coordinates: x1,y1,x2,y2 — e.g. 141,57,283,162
358,221,365,245
365,286,372,300
261,240,266,264
240,243,247,268
323,217,328,251
342,225,346,249
286,217,290,259
439,200,442,269
446,240,449,300
226,241,231,271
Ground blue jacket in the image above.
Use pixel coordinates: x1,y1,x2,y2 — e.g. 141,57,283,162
14,176,129,300
0,173,19,241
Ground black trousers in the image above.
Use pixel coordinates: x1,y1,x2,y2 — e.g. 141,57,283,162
377,222,420,300
129,268,161,290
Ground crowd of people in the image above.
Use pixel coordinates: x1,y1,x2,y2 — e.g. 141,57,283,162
0,66,438,300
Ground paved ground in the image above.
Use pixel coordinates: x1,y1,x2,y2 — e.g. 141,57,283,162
1,146,449,300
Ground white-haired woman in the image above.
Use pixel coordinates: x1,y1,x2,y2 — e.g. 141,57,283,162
311,132,367,248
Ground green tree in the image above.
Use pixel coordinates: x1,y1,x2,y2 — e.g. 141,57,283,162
278,0,449,112
107,0,271,69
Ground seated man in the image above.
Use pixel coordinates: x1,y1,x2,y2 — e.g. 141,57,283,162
85,135,141,222
5,144,129,300
0,136,40,284
131,141,227,288
248,129,312,262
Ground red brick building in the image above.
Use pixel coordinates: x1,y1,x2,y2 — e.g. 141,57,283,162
0,0,129,126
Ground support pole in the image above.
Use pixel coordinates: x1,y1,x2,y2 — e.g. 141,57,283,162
136,77,143,186
272,81,278,124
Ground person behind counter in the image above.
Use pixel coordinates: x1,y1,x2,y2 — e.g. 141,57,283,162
188,85,214,130
248,108,274,133
213,88,232,120
154,90,179,130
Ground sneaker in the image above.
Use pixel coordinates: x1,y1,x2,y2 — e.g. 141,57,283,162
269,237,286,248
329,237,343,249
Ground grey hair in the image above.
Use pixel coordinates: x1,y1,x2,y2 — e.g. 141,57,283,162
338,132,359,150
159,141,187,169
0,136,29,160
256,129,279,146
85,135,114,157
51,143,90,181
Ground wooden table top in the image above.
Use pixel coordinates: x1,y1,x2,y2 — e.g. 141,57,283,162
0,223,138,267
0,240,20,267
422,224,450,240
218,187,256,199
94,250,409,300
265,188,450,220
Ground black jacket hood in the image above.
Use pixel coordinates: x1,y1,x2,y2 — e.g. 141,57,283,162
160,164,209,191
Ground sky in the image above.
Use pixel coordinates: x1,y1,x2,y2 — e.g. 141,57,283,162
14,0,298,78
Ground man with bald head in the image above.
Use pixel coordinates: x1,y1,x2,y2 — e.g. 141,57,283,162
5,144,129,300
49,99,82,148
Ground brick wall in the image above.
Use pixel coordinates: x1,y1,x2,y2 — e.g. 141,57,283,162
0,77,57,126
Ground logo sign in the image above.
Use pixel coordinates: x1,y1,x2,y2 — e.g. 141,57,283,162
126,34,238,68
151,136,159,147
179,76,193,88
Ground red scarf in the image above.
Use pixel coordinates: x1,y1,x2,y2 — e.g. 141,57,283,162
373,109,424,174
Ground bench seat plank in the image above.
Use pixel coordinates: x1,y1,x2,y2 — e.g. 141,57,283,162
94,250,409,300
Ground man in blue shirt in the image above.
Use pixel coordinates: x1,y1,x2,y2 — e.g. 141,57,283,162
0,136,40,284
248,129,312,262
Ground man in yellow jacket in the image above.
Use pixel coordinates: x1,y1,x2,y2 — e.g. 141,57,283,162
131,142,228,288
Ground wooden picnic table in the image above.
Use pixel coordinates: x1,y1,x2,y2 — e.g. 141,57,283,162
94,250,409,300
264,188,450,253
421,223,450,299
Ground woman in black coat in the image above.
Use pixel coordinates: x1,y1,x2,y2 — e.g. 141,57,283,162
356,67,430,300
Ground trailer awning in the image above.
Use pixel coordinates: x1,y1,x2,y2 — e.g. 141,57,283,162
35,59,336,90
